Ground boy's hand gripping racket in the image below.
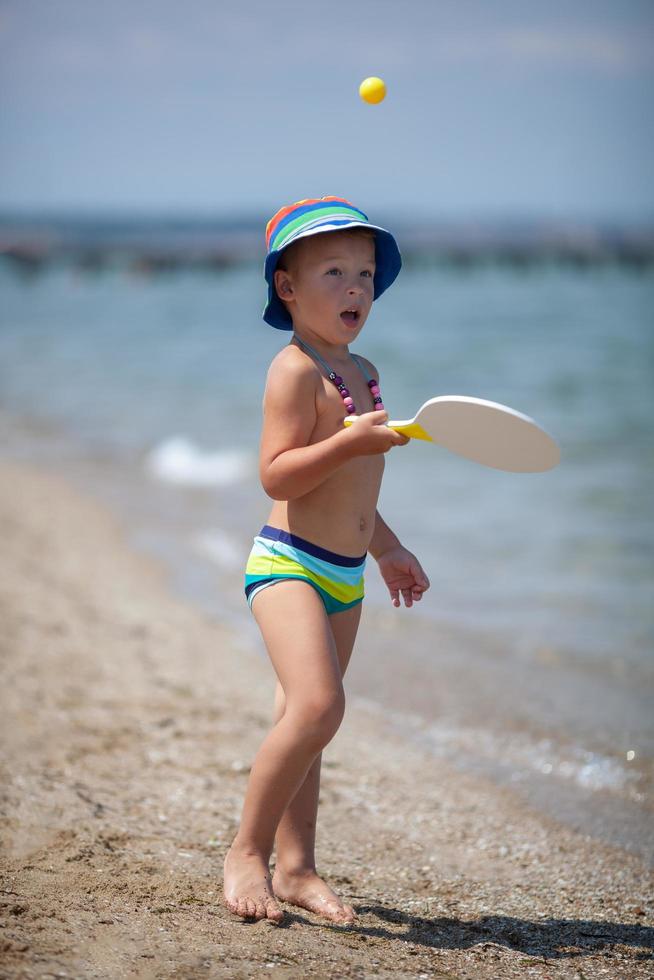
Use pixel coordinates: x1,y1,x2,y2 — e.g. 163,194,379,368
344,395,560,472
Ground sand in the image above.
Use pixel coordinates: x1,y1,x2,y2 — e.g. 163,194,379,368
0,458,652,979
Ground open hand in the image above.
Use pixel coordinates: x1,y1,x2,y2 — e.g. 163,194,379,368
376,545,430,608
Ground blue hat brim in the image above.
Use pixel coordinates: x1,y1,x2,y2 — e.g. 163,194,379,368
262,222,402,331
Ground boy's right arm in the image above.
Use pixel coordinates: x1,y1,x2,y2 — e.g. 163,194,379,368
260,355,406,501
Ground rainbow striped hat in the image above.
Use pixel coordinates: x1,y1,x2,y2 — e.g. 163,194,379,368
263,196,402,330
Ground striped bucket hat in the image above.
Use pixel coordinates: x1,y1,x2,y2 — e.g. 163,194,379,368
263,196,402,330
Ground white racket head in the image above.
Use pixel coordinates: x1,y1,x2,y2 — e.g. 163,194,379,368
392,395,560,472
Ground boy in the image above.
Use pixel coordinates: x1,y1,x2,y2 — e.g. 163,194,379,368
223,197,430,924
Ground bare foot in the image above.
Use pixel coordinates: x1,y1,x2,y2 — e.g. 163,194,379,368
272,867,357,924
223,845,285,923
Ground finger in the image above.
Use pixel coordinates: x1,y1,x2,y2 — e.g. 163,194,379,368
390,589,400,607
402,588,413,607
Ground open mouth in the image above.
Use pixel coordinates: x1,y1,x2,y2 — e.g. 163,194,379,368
340,308,360,326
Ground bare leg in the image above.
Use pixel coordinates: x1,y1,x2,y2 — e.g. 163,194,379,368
271,603,362,923
223,581,346,923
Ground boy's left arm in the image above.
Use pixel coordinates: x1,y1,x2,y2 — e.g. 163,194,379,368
368,509,430,608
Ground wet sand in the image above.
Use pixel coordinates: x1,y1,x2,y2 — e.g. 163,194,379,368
0,458,652,979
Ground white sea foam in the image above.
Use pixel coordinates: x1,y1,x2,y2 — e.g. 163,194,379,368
355,699,636,797
145,437,253,487
421,722,634,795
192,529,244,570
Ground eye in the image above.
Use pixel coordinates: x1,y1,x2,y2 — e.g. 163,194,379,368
361,270,373,278
326,267,342,276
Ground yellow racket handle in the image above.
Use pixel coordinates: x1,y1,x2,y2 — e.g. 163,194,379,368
342,418,433,442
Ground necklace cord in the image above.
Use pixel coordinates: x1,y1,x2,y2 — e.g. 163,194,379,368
293,335,384,414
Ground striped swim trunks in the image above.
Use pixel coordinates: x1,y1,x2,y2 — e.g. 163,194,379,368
244,525,367,615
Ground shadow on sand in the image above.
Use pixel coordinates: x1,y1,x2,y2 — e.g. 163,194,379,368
267,903,653,965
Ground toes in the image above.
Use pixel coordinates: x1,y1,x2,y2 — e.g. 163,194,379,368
325,899,356,923
227,894,275,921
266,900,284,922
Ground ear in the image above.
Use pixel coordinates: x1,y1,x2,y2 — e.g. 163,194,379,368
274,268,295,303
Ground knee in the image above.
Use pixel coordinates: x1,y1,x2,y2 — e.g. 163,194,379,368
290,689,346,749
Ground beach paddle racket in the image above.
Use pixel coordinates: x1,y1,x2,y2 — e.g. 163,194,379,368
344,395,560,472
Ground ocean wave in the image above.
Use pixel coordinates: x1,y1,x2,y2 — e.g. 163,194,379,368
354,698,638,798
421,722,637,796
145,437,253,487
192,529,244,570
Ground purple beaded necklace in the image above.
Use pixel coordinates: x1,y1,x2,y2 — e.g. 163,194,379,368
294,336,385,414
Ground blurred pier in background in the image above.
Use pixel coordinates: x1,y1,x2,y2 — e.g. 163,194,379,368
2,212,653,277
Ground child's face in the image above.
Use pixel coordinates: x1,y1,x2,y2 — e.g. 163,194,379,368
274,230,376,342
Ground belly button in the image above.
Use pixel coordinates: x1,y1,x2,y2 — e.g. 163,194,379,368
359,517,366,532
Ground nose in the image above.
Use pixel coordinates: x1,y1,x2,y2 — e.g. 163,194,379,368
347,282,364,295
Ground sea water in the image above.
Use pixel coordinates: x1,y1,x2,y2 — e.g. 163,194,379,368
1,255,652,862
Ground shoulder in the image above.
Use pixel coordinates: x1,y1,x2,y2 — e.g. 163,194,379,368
264,344,321,402
260,344,321,452
352,352,381,382
267,344,320,382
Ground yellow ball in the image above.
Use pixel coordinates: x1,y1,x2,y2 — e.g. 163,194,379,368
359,76,386,104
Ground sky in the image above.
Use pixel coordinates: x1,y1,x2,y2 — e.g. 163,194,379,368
1,0,653,221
